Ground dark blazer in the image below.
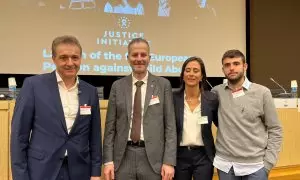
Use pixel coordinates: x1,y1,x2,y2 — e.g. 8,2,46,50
10,72,102,180
173,90,218,161
103,73,177,174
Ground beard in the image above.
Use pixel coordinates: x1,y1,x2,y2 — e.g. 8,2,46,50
226,71,245,85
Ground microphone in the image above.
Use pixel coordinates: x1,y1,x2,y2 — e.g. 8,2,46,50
270,78,292,98
206,79,213,89
78,90,81,95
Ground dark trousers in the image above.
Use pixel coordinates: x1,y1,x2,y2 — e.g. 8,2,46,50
175,146,213,180
56,157,70,180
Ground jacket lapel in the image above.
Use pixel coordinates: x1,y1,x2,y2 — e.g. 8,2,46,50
143,74,155,116
201,92,205,115
49,72,68,135
69,80,85,134
201,92,207,129
178,92,184,132
125,75,133,123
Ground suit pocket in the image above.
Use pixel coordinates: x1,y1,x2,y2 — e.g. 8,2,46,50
80,146,90,161
28,148,45,160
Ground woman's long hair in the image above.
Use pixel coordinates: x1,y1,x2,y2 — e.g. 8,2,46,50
179,56,210,93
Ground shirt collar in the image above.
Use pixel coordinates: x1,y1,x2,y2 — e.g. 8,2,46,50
224,76,252,90
183,91,201,112
132,71,148,85
56,71,79,90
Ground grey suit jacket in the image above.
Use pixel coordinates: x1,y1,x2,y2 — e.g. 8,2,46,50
103,72,176,174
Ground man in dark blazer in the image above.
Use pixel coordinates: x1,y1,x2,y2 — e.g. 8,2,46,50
103,38,177,180
10,35,102,180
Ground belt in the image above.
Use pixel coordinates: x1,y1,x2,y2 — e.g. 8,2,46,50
127,140,145,147
180,146,203,150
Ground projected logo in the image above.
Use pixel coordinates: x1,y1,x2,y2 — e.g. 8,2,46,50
118,17,131,29
60,0,97,10
197,0,207,8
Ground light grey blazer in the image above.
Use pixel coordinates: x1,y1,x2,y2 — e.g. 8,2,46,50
103,72,176,174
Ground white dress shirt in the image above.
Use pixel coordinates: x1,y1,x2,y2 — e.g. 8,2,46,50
213,155,264,176
128,72,148,141
180,93,204,146
56,71,79,133
56,71,79,155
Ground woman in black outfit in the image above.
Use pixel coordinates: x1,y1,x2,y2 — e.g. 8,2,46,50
173,56,218,180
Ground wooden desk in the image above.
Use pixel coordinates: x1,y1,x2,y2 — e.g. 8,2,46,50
0,101,9,180
2,100,300,180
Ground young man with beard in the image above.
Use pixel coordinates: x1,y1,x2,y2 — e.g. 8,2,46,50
103,38,176,180
212,49,282,180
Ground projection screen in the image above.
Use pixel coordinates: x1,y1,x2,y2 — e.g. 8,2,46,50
0,0,246,77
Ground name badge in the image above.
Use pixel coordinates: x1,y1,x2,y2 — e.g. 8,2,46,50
149,95,160,106
197,116,208,124
80,105,91,115
232,89,245,98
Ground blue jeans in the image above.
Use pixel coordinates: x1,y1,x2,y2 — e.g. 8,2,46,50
218,167,269,180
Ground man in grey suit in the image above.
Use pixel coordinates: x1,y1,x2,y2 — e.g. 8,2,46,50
103,38,176,180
